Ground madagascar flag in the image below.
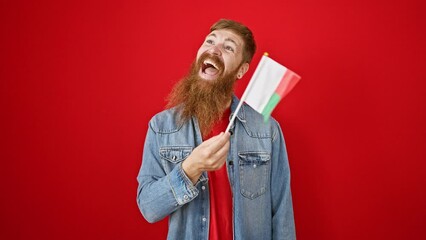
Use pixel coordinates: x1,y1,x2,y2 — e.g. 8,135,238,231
244,53,301,122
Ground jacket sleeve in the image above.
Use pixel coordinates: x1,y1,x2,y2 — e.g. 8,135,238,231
136,121,199,223
271,121,296,239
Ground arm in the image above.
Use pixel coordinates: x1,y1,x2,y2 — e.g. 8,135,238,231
136,121,230,223
136,123,198,223
271,122,296,239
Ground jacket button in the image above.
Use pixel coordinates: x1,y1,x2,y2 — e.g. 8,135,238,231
202,186,206,190
202,217,207,222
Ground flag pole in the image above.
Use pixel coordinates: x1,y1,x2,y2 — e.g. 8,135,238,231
225,52,269,133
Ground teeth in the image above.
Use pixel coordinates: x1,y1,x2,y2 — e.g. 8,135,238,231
203,60,218,69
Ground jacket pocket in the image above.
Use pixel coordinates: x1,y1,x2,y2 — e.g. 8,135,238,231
159,146,193,173
238,151,270,199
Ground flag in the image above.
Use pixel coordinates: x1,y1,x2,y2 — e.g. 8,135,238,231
225,53,301,132
244,53,301,122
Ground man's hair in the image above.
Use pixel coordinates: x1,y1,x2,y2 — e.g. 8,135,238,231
210,19,256,63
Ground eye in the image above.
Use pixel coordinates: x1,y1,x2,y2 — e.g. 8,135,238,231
206,39,214,45
225,45,234,52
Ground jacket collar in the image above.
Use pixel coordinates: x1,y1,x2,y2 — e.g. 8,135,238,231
230,94,247,123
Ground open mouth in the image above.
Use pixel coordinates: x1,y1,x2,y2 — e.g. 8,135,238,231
201,59,220,78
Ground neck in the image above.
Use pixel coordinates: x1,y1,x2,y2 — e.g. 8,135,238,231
224,97,232,110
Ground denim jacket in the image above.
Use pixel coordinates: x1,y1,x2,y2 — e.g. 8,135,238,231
137,95,295,240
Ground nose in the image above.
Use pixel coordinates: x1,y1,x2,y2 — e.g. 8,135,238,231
208,45,222,56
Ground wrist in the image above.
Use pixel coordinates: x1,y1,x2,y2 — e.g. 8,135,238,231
182,158,201,184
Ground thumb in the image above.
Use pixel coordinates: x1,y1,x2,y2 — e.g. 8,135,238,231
201,132,224,145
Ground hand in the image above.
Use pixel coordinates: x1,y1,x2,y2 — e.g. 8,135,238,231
182,132,230,184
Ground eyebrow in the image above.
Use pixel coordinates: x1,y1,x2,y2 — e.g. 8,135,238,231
207,33,239,46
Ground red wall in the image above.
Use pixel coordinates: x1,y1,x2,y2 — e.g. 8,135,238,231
1,0,425,239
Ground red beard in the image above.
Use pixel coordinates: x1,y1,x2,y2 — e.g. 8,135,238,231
167,52,240,138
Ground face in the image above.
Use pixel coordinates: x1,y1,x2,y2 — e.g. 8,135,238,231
196,29,249,81
167,28,251,137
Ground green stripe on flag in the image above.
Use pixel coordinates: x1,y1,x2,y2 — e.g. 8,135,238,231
261,93,281,122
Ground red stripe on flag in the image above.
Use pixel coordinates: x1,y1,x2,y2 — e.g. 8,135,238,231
275,69,301,98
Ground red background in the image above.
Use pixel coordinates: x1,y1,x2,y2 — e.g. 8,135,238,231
1,0,425,239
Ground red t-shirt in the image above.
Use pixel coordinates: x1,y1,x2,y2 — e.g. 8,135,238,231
204,108,233,240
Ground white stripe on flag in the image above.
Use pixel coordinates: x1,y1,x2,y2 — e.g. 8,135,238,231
245,56,287,113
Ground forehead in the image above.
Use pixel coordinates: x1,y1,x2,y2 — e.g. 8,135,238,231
207,29,244,46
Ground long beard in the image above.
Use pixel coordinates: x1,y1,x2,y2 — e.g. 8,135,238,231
167,53,240,138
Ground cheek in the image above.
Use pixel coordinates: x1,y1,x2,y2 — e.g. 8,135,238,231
224,58,237,72
196,46,207,59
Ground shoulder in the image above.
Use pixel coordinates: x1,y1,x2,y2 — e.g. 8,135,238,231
149,107,185,134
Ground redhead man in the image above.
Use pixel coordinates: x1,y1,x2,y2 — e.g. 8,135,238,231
137,19,296,240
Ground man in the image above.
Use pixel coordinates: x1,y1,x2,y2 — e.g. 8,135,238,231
137,19,295,240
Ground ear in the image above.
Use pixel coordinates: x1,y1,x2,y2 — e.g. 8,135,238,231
237,63,249,79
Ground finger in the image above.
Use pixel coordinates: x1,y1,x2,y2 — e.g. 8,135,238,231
206,158,227,171
201,132,223,146
206,139,230,168
208,148,229,170
204,155,227,171
200,140,229,171
213,140,230,159
207,132,230,153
